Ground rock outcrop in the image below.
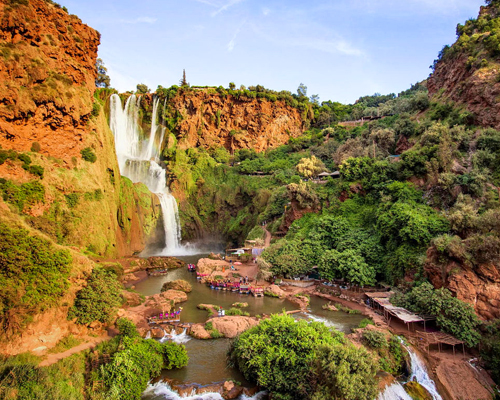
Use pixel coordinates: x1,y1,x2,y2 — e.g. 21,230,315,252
428,3,500,130
169,90,304,153
161,279,192,293
0,0,99,161
424,247,500,320
209,316,259,338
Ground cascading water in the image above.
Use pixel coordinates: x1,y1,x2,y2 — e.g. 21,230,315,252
402,342,442,400
378,339,442,400
109,94,182,254
143,382,267,400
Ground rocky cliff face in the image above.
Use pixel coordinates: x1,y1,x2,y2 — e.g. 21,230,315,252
170,90,304,152
425,247,500,320
428,4,500,129
0,0,160,257
0,0,98,161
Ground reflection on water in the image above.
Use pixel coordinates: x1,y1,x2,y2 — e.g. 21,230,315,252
134,255,296,324
137,254,368,393
160,338,249,386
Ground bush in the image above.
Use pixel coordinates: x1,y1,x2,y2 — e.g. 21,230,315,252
68,267,122,325
80,147,96,163
229,313,377,400
0,223,72,333
0,180,45,212
64,193,79,208
358,318,374,328
363,330,388,349
116,318,139,338
27,165,44,178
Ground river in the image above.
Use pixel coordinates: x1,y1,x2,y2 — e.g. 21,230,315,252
136,254,366,397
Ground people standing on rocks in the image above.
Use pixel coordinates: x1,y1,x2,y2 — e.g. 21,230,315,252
245,276,248,284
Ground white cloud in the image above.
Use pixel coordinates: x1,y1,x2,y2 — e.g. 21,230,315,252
227,23,245,52
262,7,271,16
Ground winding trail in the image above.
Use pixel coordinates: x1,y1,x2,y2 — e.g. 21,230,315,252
39,334,111,367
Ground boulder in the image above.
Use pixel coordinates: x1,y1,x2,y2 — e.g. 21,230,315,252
161,279,192,293
190,324,211,339
121,290,143,307
209,316,259,338
265,284,286,298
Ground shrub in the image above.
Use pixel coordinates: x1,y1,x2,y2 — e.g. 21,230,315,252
0,223,72,333
358,318,375,328
225,307,249,316
116,318,139,338
91,101,100,117
0,180,45,212
68,267,122,325
27,165,44,178
64,193,79,208
363,330,388,349
80,147,96,163
229,314,377,400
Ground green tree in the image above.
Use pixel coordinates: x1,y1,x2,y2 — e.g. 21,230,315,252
297,83,307,97
136,83,150,94
229,314,377,400
95,58,110,88
179,69,188,86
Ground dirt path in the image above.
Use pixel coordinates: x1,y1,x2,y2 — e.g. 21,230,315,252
263,225,271,247
39,334,111,367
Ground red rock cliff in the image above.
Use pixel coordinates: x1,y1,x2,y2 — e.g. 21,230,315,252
0,0,99,162
170,90,305,152
428,4,500,129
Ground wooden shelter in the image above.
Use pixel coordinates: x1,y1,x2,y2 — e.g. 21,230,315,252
366,293,435,331
416,331,465,356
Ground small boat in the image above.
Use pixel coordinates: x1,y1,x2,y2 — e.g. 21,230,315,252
239,284,250,294
251,287,264,297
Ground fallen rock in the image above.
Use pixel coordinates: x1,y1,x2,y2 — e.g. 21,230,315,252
404,381,432,400
287,294,310,310
322,302,338,311
161,279,192,293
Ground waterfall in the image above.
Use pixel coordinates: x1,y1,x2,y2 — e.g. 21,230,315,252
402,342,442,400
378,340,442,400
109,94,182,254
143,382,267,400
377,383,412,400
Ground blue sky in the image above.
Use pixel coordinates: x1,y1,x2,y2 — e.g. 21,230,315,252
58,0,485,104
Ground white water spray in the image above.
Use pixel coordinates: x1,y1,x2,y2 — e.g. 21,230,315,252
109,94,182,254
159,328,191,344
143,382,267,400
402,342,442,400
378,340,442,400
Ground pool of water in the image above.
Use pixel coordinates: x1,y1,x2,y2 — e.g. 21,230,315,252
134,254,296,323
137,254,367,392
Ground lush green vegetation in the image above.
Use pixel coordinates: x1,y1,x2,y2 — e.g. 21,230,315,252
229,314,377,400
392,282,481,347
0,320,188,400
68,266,122,325
0,223,72,335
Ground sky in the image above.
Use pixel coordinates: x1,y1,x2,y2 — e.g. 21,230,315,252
58,0,486,104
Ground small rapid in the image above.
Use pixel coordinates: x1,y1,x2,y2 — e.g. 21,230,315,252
143,382,267,400
159,328,191,345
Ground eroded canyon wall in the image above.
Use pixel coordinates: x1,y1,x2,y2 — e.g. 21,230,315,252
0,0,160,257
